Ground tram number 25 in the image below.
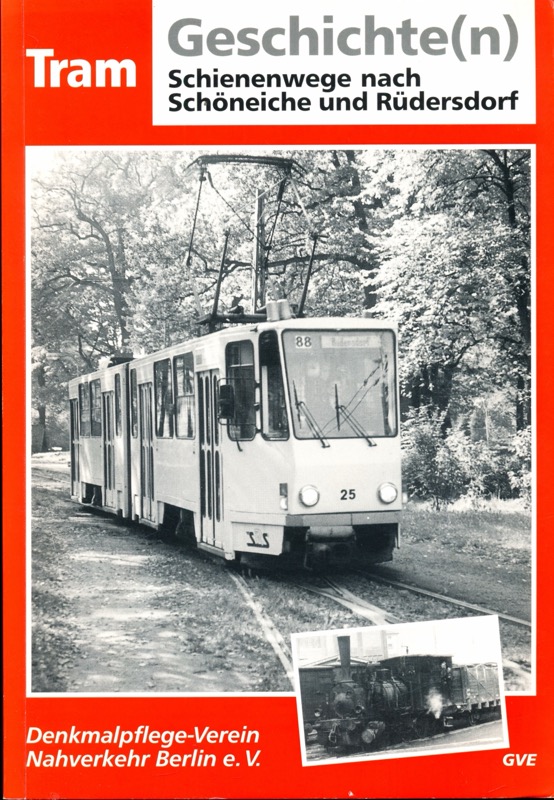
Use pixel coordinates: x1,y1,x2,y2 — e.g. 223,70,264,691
340,489,356,500
246,530,270,548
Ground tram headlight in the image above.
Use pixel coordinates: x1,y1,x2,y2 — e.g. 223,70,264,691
378,482,398,504
299,485,320,507
279,483,288,511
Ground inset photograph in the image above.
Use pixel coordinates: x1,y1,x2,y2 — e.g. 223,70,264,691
292,615,508,764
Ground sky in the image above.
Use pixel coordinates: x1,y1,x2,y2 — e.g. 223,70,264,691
294,614,503,666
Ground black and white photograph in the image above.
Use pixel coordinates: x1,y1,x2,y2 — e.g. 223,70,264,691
28,146,532,696
292,615,508,764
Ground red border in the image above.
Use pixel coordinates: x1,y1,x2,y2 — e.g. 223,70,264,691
3,0,28,796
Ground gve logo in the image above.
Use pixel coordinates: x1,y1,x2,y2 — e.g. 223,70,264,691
502,753,537,766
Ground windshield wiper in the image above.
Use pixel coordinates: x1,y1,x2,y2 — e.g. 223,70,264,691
334,383,376,447
293,382,330,448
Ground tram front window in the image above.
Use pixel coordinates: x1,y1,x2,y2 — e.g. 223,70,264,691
282,330,397,441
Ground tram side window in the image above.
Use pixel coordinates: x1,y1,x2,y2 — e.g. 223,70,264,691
259,331,289,440
114,373,122,436
154,359,174,438
90,380,101,437
225,340,256,441
174,352,195,438
79,382,90,436
130,369,138,437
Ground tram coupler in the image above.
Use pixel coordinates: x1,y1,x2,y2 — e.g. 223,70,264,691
304,526,356,570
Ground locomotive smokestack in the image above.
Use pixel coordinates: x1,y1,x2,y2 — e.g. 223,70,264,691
337,636,352,681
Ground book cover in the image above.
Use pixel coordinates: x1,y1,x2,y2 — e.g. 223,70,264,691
2,0,552,797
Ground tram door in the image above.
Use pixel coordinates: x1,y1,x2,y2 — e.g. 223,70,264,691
198,371,223,547
102,391,116,508
70,399,80,497
139,383,155,522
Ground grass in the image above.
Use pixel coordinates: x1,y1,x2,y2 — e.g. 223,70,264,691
401,501,531,562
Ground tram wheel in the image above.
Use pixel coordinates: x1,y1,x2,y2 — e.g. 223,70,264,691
175,512,197,548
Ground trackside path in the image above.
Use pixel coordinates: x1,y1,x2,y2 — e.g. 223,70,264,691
31,469,291,693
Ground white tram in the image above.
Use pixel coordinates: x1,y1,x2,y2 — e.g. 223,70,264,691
68,300,402,569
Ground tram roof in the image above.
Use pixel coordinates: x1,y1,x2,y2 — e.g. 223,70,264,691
69,315,397,383
130,315,397,361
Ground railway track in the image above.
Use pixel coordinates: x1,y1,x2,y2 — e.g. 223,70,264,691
34,464,531,637
31,468,532,693
289,571,530,630
363,572,532,629
229,572,402,692
291,576,401,625
229,572,295,689
286,573,531,691
234,568,531,687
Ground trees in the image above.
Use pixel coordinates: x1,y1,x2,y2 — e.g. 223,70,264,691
31,150,165,447
31,146,531,507
371,149,530,431
31,152,160,355
367,149,531,502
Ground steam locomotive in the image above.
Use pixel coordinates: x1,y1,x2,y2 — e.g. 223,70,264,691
299,636,501,750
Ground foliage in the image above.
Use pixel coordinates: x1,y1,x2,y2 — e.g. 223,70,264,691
508,426,532,508
371,149,530,430
402,408,467,509
446,432,513,503
402,407,527,509
30,146,531,487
